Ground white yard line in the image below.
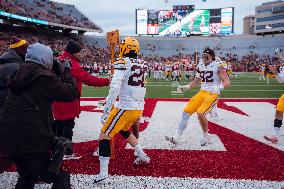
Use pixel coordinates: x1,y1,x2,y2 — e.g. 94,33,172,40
1,172,283,189
145,85,282,87
79,97,279,99
83,87,283,91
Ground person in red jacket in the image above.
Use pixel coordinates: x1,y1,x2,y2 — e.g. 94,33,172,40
53,40,110,159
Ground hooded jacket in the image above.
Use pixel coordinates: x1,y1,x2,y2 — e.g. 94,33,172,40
0,45,77,155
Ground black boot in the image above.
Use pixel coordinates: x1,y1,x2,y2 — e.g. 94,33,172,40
51,171,71,189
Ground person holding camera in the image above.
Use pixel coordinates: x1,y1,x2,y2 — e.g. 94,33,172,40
53,39,110,160
0,43,77,188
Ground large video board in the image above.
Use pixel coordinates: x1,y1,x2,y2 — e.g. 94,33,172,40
136,8,234,36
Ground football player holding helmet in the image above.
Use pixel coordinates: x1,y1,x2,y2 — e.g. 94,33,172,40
94,37,150,184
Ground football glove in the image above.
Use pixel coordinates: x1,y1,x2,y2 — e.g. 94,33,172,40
177,85,189,92
194,72,201,80
101,105,111,125
210,83,224,94
101,112,109,125
62,59,72,71
219,83,224,91
98,100,106,108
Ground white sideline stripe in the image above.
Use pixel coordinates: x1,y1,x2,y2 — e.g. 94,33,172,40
0,172,283,189
79,97,279,99
146,81,279,83
145,85,282,87
83,88,283,91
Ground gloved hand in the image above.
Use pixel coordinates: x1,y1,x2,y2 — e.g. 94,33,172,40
63,59,72,71
52,58,63,77
101,105,111,125
108,75,113,85
194,72,201,80
101,112,108,125
177,85,189,92
210,83,224,94
219,83,224,91
98,100,106,107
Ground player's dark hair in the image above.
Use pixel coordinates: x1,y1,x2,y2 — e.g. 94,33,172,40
203,47,215,61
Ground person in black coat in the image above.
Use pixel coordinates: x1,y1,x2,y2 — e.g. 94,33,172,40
0,43,77,189
0,36,29,112
0,36,29,174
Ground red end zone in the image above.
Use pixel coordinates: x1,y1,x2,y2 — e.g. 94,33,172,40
64,98,284,182
2,98,283,186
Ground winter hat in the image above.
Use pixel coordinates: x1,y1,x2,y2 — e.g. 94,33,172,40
9,36,29,57
65,39,82,54
25,43,53,71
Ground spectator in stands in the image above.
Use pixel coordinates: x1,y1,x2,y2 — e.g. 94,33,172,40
53,39,110,159
0,43,77,188
0,36,29,174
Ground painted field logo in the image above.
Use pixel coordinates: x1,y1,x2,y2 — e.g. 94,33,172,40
1,98,284,189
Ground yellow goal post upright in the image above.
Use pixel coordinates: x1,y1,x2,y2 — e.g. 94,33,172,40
106,29,119,159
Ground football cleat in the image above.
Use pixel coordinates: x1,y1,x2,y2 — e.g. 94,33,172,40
133,154,150,165
93,174,108,183
165,135,179,145
200,136,212,146
264,135,279,144
93,148,99,157
63,153,82,160
134,151,138,157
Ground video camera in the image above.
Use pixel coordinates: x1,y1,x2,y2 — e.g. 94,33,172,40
47,136,72,178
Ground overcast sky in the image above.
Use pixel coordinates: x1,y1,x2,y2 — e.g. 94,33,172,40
53,0,271,35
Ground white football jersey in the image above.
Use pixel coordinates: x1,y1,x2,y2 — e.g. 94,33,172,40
276,67,284,83
197,59,227,93
165,65,172,71
105,57,147,110
260,66,265,72
227,63,232,70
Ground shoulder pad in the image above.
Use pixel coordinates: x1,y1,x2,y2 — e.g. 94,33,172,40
114,58,126,65
114,59,127,70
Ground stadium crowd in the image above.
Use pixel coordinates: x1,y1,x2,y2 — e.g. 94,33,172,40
0,29,282,76
0,0,99,29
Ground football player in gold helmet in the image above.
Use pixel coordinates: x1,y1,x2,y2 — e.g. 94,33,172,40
94,36,149,183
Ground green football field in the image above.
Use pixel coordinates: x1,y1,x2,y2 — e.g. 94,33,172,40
81,73,283,98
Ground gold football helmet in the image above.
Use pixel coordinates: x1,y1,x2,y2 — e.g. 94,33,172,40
119,36,139,57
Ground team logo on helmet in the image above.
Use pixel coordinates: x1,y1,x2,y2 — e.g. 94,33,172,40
119,36,139,57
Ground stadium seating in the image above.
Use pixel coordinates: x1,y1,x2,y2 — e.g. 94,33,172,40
0,0,100,30
82,34,284,57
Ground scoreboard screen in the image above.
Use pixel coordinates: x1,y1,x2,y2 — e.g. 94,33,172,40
136,7,234,36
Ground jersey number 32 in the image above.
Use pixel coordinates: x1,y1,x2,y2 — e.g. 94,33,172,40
199,71,214,82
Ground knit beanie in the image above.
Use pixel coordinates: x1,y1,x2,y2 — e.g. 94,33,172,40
10,36,29,57
66,39,82,54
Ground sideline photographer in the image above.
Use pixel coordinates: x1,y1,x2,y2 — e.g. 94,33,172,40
0,43,77,188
